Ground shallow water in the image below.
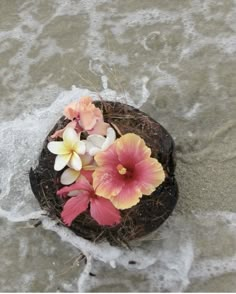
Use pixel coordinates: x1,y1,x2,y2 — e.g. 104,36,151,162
0,0,236,292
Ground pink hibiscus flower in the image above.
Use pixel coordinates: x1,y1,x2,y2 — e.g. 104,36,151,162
57,177,121,226
93,133,165,210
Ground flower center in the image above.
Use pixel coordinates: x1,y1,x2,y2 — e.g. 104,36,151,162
116,164,127,175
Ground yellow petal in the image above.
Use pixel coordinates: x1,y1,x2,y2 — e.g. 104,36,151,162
54,154,71,171
111,185,142,210
136,158,165,195
60,168,80,185
47,142,69,155
116,133,151,163
63,127,80,149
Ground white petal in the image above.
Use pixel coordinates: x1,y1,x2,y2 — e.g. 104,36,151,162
54,154,71,171
73,140,86,155
68,190,81,196
69,152,82,171
88,146,101,156
80,153,93,166
60,168,80,185
87,134,105,148
85,141,100,156
47,142,69,155
102,127,116,151
63,127,80,149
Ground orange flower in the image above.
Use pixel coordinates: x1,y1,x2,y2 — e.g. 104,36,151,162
93,133,165,209
64,96,109,135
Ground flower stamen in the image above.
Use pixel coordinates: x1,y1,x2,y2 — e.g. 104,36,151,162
117,164,127,175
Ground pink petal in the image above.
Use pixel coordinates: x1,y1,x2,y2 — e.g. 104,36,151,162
80,169,94,183
94,144,119,168
57,184,79,197
63,101,80,120
116,133,151,168
57,177,92,197
111,182,142,210
73,176,94,193
93,166,124,199
79,96,93,106
79,110,97,131
50,121,77,139
90,197,121,226
50,128,65,139
61,193,90,226
134,158,165,195
88,120,109,136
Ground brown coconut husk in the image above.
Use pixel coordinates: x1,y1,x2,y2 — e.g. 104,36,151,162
29,101,178,247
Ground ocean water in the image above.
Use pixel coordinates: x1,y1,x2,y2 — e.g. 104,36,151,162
0,0,236,292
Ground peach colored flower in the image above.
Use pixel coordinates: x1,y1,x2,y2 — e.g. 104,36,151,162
65,96,109,135
51,96,109,138
57,177,121,226
93,133,165,209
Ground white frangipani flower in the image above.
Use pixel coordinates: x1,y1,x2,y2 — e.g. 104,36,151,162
85,127,116,156
60,154,96,185
47,127,86,171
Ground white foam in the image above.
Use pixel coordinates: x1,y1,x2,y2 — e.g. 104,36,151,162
1,0,236,291
183,102,202,119
1,84,236,291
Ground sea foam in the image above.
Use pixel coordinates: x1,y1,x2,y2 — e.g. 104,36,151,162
0,85,236,292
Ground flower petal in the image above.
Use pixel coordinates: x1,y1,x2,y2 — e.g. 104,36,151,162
80,153,94,166
85,140,101,156
57,179,91,196
47,141,69,155
94,144,119,168
54,154,71,171
69,152,82,171
50,121,77,139
67,190,82,196
116,133,151,168
57,185,73,198
61,194,90,226
63,101,80,120
88,120,109,136
85,134,106,155
80,170,94,183
74,176,93,192
87,134,105,147
134,158,165,195
101,127,116,151
63,127,80,149
90,197,121,226
73,140,86,155
79,110,97,130
60,168,80,185
93,166,124,199
111,183,142,210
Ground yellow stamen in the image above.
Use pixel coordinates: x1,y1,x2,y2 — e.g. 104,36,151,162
117,164,127,175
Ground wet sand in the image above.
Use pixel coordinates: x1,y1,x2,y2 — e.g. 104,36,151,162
0,0,236,292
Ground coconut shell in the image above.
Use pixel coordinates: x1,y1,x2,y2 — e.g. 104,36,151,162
29,101,178,246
